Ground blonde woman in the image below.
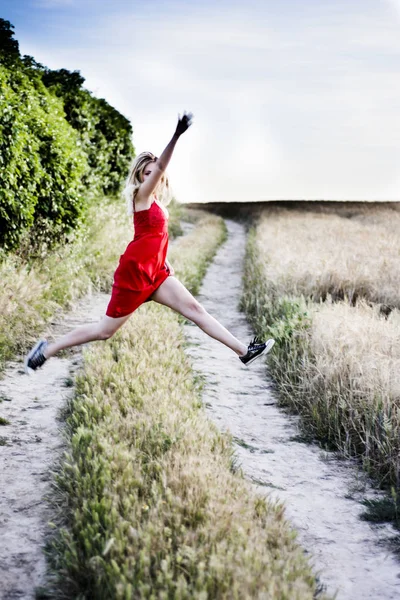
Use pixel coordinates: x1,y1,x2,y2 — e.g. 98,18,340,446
24,112,274,374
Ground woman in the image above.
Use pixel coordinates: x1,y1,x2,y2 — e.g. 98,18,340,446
24,111,274,374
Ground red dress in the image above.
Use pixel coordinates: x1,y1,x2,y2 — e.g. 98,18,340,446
106,200,171,318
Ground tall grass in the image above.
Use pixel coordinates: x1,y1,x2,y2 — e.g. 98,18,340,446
0,197,183,374
255,207,400,308
241,207,400,496
39,216,324,599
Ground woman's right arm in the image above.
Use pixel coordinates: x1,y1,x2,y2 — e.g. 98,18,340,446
135,112,193,204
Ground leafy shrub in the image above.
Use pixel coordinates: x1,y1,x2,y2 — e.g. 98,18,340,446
0,65,88,251
41,68,134,197
0,19,135,253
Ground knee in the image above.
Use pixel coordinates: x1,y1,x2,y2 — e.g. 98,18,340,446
97,326,116,341
185,300,207,322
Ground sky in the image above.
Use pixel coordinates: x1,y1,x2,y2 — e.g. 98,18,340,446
2,0,400,203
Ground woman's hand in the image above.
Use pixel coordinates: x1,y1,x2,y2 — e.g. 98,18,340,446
175,111,193,137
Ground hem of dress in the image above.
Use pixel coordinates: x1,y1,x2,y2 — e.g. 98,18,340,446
106,269,171,319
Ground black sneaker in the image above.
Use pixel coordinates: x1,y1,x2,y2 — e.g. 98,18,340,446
24,339,48,375
239,336,275,366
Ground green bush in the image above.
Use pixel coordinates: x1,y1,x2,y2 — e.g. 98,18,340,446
0,65,88,251
41,68,134,197
0,19,135,253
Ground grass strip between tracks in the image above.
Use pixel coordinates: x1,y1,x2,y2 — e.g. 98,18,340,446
39,215,324,599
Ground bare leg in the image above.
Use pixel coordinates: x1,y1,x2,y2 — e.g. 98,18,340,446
190,311,247,355
44,313,133,359
150,276,247,356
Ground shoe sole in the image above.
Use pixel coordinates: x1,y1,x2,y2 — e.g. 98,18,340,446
243,339,275,366
24,339,46,375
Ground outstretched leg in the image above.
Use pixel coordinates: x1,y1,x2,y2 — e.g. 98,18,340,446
150,276,248,356
44,313,133,359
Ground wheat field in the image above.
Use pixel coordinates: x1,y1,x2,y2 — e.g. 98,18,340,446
242,203,400,492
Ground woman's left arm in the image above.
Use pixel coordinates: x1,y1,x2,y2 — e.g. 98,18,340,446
136,112,193,205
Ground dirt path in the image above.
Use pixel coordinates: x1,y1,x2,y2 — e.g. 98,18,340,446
0,292,110,599
183,218,400,600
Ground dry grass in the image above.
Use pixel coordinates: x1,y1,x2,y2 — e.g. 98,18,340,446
308,301,400,481
256,207,400,308
41,216,323,600
241,206,400,496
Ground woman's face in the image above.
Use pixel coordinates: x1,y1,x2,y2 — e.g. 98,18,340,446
142,161,157,183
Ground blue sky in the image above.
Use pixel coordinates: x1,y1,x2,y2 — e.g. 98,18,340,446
3,0,400,202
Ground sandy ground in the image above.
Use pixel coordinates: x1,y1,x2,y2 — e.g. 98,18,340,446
0,292,110,600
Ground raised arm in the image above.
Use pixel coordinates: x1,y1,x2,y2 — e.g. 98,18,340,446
135,112,193,206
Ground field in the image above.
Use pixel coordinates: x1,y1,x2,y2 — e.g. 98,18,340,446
0,197,325,599
7,194,399,596
241,202,400,502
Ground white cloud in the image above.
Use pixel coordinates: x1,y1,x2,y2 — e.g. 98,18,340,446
386,0,400,19
18,1,400,201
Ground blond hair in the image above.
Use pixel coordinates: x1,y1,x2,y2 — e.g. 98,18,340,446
122,151,172,217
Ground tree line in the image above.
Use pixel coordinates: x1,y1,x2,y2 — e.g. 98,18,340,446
0,19,135,253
